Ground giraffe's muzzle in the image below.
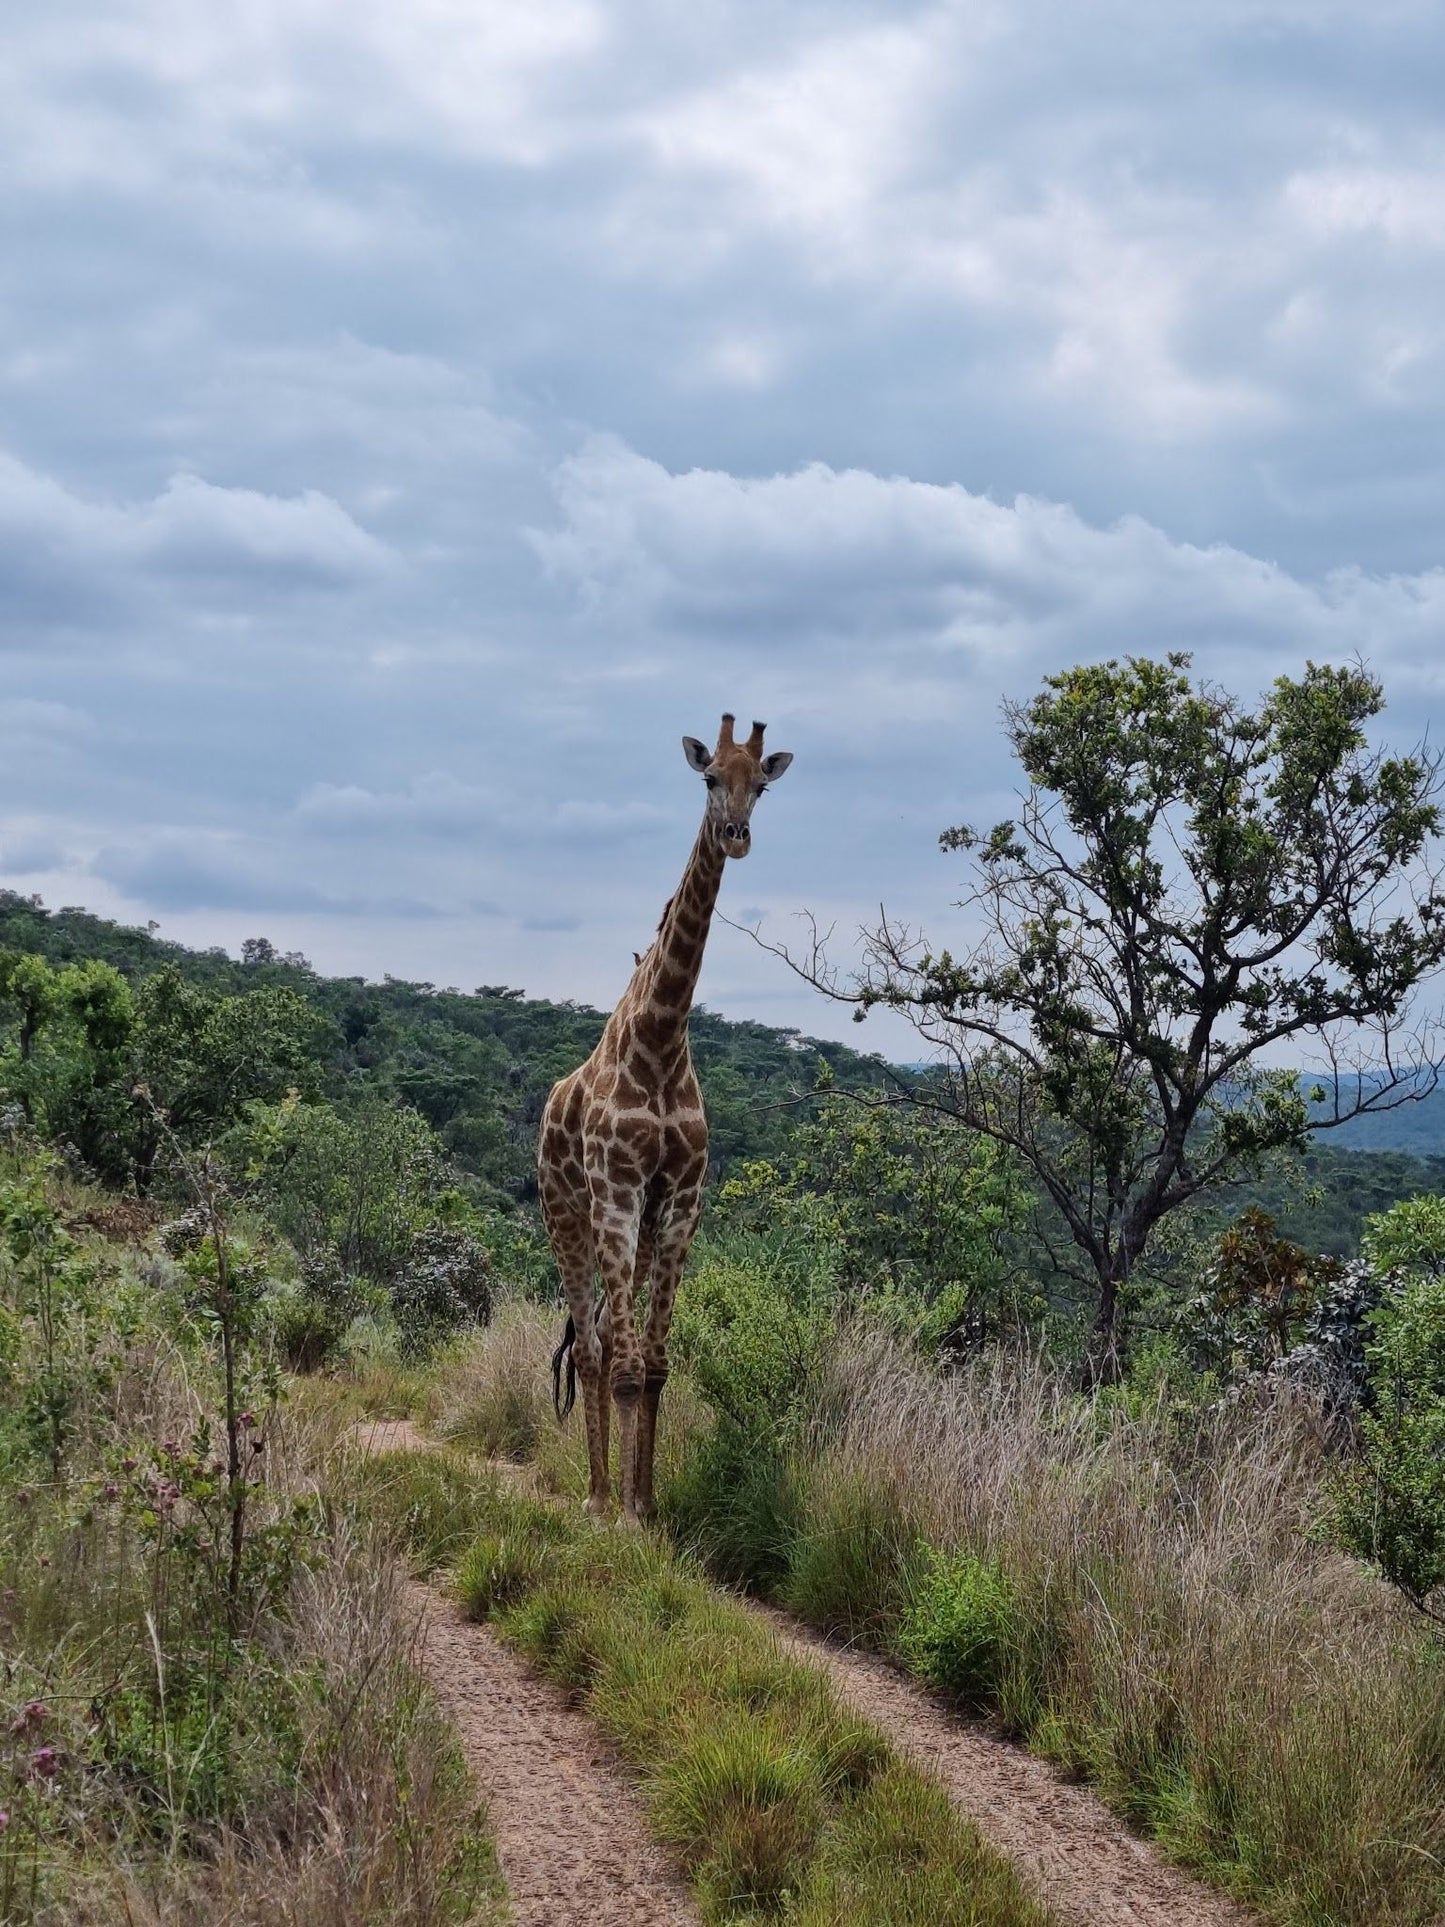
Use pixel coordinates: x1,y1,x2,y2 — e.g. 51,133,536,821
721,820,751,858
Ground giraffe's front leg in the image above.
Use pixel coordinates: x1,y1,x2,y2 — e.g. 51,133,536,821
593,1193,647,1525
634,1183,703,1521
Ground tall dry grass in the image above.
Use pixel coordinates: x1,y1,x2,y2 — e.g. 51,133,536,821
57,1511,504,1926
792,1325,1445,1925
2,1365,505,1925
430,1298,707,1503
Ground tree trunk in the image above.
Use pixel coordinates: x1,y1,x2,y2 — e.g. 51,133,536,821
1080,1266,1124,1391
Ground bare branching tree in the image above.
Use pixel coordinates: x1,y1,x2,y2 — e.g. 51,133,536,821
761,656,1445,1384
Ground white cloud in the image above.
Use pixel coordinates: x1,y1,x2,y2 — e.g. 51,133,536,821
1286,163,1445,248
538,439,1445,700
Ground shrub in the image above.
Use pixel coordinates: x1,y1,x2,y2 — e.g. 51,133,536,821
896,1547,1018,1709
391,1224,492,1358
662,1419,801,1592
270,1288,350,1373
1331,1268,1445,1620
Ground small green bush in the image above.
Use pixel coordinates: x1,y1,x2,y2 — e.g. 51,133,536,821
269,1286,351,1373
896,1547,1017,1710
1331,1269,1445,1618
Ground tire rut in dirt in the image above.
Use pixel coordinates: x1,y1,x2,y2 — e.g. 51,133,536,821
406,1582,699,1926
760,1608,1256,1927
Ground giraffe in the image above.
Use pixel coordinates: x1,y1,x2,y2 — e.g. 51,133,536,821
538,713,794,1523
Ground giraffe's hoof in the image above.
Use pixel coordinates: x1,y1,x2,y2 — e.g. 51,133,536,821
584,1494,611,1519
616,1509,645,1532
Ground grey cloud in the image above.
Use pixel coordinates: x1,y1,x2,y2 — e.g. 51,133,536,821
0,830,67,873
90,831,455,919
0,450,392,644
2,1,1444,1040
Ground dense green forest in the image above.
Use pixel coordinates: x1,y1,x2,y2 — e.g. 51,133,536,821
0,890,893,1200
3,888,1442,1266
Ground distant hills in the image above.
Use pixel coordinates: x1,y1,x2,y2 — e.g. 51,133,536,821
0,891,893,1198
1309,1082,1445,1156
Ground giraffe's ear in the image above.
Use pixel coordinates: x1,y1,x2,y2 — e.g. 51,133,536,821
760,750,794,782
682,737,713,773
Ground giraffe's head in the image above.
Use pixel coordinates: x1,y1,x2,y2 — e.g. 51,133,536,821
682,713,794,860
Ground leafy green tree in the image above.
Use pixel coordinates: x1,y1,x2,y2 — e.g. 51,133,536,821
779,658,1445,1381
237,1092,448,1283
131,964,326,1189
0,951,64,1118
718,1095,1037,1351
0,953,135,1176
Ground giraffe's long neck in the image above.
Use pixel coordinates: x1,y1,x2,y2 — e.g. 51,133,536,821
629,820,726,1059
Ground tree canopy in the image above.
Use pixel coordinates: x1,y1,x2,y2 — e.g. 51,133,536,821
776,657,1445,1379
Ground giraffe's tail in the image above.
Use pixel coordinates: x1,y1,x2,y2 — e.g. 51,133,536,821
551,1313,577,1421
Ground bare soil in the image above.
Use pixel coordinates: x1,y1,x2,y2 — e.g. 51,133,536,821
355,1417,1256,1927
405,1582,698,1926
762,1606,1255,1927
355,1418,698,1924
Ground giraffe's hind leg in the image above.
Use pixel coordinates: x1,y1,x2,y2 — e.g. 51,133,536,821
550,1223,612,1515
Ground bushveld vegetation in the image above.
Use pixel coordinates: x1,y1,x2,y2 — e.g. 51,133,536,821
7,655,1445,1924
0,1143,505,1925
360,1444,1053,1927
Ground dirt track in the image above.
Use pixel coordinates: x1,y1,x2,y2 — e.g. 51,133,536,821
405,1582,698,1926
762,1607,1254,1927
357,1418,1256,1927
357,1421,698,1924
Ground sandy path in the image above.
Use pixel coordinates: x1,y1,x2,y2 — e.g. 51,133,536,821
355,1419,698,1925
760,1607,1254,1927
354,1417,1255,1927
405,1582,698,1926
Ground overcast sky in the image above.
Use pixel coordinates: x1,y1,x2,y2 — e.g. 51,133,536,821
3,2,1444,1053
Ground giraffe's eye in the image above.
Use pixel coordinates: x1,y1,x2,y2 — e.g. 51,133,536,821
705,774,720,790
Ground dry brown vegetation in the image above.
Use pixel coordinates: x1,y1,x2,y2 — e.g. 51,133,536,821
785,1327,1445,1925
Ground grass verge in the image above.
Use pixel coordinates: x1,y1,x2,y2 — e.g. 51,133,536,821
372,1449,1055,1927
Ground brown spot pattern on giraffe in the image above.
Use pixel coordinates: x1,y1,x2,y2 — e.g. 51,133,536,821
537,711,793,1521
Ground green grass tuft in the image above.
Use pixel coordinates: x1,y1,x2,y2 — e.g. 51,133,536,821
780,1470,922,1643
651,1711,828,1914
347,1446,501,1574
